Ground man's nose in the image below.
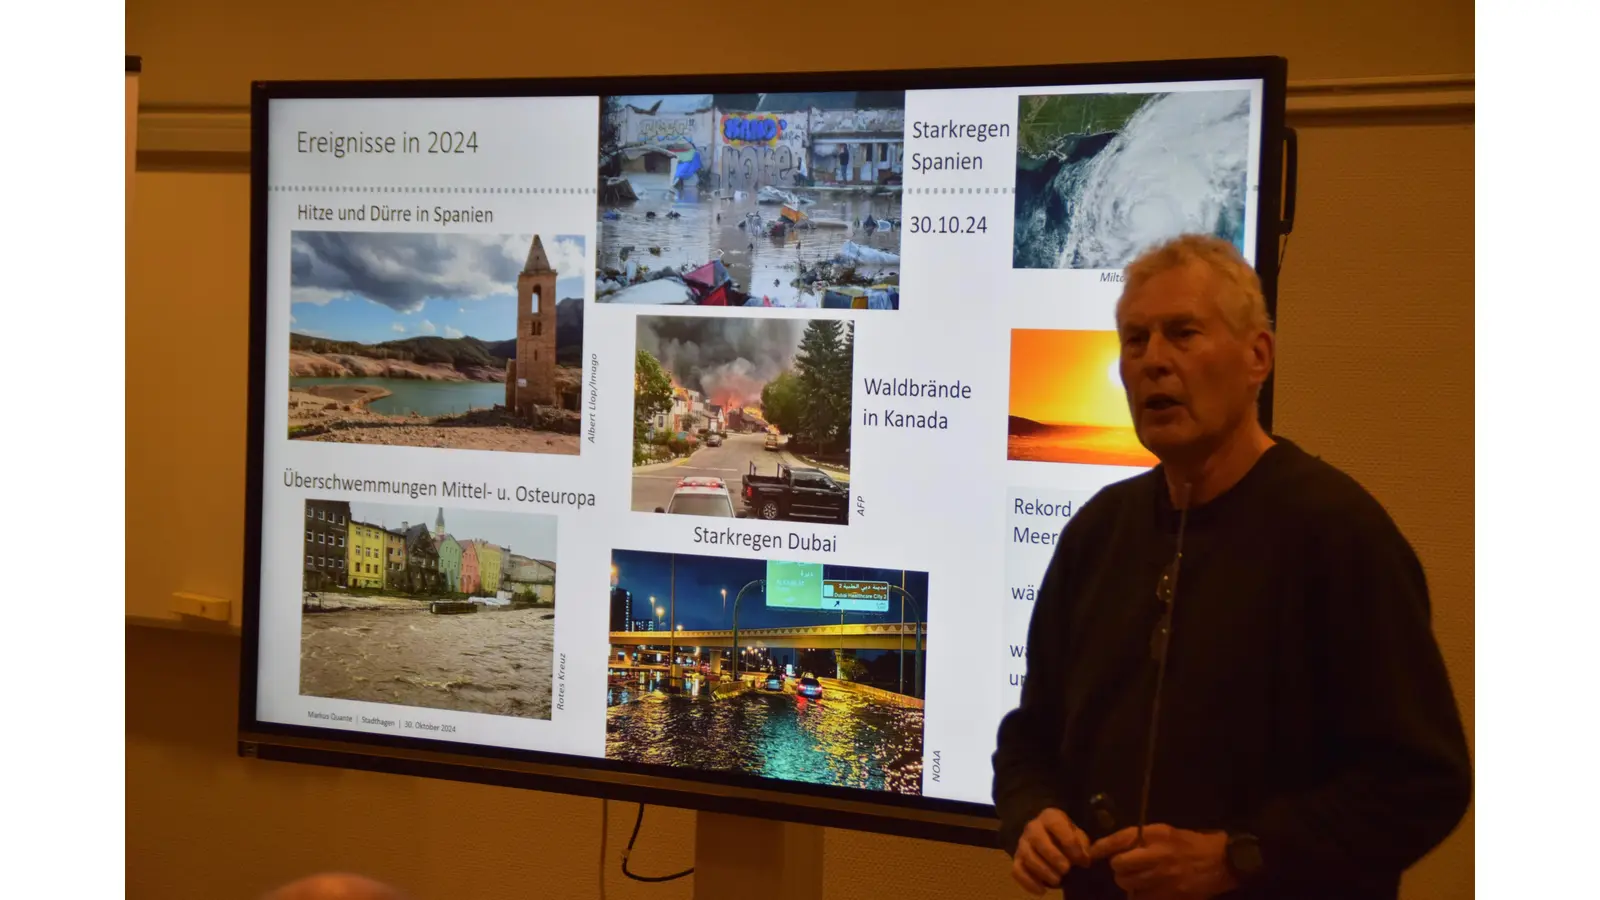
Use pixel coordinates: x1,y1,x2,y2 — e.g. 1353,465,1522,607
1139,334,1175,375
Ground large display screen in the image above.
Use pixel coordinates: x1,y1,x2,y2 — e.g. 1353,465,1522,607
244,59,1285,822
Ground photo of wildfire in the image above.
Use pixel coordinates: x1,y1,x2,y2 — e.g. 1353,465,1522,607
1007,329,1157,469
632,315,854,522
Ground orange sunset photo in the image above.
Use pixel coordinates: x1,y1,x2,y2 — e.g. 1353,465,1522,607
1007,329,1158,468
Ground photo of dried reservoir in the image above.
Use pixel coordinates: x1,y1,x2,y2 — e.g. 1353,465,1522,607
597,92,904,309
1012,90,1252,270
1008,329,1158,468
288,232,587,454
300,501,558,720
633,315,852,523
606,550,929,795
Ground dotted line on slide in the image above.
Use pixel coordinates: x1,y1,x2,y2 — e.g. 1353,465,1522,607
270,186,597,194
905,187,1015,194
271,185,1010,196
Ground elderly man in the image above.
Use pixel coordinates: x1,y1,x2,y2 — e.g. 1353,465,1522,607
992,235,1471,899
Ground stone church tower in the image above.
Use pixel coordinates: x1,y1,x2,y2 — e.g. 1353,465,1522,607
509,234,558,414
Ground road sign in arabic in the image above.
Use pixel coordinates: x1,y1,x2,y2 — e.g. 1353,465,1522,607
822,579,890,612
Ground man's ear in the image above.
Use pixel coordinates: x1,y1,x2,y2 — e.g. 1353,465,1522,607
1248,328,1275,387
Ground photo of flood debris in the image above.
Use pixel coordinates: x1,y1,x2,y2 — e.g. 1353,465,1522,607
596,92,905,310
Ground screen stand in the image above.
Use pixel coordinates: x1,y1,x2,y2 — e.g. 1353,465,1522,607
693,811,824,899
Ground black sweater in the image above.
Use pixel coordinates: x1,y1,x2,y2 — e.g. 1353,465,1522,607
992,438,1471,899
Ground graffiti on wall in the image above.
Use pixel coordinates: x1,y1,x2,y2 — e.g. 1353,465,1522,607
810,107,906,135
637,117,700,144
720,143,803,192
718,113,809,191
720,113,787,147
620,109,713,150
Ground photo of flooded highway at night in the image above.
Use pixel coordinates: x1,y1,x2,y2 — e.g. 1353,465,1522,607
606,550,929,795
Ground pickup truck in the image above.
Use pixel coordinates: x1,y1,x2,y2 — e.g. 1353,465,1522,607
741,462,849,524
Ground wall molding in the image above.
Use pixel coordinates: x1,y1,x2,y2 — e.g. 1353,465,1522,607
135,73,1473,167
1285,74,1473,120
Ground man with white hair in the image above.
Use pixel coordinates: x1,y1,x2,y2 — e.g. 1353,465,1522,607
992,235,1471,899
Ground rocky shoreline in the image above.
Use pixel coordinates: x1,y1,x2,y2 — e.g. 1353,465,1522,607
290,349,504,383
288,389,582,455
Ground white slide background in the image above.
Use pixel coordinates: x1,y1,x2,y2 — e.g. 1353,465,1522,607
254,82,1263,806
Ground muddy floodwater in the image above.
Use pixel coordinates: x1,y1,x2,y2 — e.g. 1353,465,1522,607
301,604,556,720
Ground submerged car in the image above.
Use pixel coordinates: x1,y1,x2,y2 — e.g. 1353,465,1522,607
797,674,823,699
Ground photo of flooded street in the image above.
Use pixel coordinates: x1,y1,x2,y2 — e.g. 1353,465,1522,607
299,500,559,720
302,596,556,719
597,92,905,310
606,549,929,795
607,672,922,794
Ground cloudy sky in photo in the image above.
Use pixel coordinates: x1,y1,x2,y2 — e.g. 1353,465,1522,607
348,502,557,560
289,232,585,344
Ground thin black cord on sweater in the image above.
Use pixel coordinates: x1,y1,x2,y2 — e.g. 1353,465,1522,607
1136,482,1193,846
621,803,695,883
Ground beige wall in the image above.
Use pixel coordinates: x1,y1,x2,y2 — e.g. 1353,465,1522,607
126,1,1473,897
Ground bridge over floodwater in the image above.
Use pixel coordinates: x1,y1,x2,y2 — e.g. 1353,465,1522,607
608,621,926,651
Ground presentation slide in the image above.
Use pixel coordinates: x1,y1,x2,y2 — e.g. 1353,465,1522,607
253,79,1265,807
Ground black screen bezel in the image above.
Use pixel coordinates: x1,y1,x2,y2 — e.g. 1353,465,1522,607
240,55,1288,845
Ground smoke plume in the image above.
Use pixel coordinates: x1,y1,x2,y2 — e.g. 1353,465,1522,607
636,316,804,409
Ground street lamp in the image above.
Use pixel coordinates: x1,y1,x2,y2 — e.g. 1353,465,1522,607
653,602,664,665
725,578,766,682
668,555,677,685
889,584,925,698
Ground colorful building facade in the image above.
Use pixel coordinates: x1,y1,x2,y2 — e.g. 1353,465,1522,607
347,520,385,590
507,554,557,604
460,541,480,595
473,541,503,593
384,529,407,590
436,534,462,593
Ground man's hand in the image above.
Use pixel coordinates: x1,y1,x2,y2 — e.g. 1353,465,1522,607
1011,808,1091,895
1087,824,1236,900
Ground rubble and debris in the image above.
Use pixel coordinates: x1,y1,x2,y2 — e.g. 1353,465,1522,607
608,279,696,305
838,240,900,264
599,177,638,204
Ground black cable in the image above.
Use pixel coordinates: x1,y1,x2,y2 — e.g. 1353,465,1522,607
620,803,695,884
1136,482,1192,845
1278,233,1291,274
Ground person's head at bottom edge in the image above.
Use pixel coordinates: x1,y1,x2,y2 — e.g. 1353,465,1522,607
263,872,410,900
